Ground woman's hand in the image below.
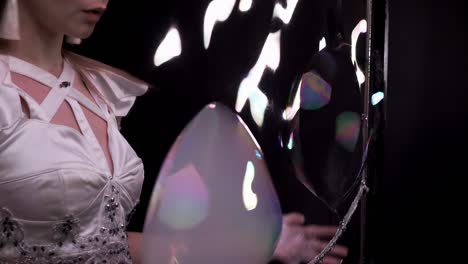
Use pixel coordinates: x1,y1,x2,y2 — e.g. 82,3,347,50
128,231,143,264
272,213,348,264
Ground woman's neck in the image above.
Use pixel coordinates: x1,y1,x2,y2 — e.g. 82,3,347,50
0,4,65,77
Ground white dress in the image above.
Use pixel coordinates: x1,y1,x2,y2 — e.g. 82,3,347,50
0,52,148,263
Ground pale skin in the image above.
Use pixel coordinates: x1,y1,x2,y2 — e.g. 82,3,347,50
0,0,114,173
273,213,348,264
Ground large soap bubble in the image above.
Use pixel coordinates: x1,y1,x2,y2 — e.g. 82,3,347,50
142,102,282,264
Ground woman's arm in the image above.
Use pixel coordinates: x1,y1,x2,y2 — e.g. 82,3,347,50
128,232,143,264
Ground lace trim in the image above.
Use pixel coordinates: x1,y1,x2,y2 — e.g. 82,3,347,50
0,184,138,264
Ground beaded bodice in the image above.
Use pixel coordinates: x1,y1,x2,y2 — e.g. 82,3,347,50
0,53,147,263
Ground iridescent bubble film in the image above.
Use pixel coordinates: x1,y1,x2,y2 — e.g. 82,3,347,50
157,163,210,230
300,71,332,110
335,112,361,152
143,103,282,264
286,110,363,212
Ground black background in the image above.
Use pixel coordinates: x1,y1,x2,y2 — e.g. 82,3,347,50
73,0,467,263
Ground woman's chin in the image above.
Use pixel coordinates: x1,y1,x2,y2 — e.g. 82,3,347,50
67,25,97,40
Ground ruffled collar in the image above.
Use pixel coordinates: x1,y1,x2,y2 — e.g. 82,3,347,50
0,51,149,117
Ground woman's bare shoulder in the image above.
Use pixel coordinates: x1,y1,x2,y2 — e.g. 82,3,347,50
64,51,150,117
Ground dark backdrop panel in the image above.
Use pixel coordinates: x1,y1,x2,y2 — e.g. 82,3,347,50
378,1,467,263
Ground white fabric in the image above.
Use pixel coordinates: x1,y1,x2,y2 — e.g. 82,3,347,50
0,53,148,263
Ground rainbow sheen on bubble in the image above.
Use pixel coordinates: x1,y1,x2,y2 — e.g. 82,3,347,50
300,71,332,110
158,163,210,230
335,112,361,152
143,103,282,264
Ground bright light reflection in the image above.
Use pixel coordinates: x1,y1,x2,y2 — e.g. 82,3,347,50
249,87,269,127
237,115,262,151
242,161,258,211
273,0,299,25
279,135,284,148
255,150,262,159
236,1,301,127
351,20,367,87
319,37,327,51
371,92,384,105
235,31,281,127
203,0,237,49
287,133,294,150
282,79,302,121
239,0,253,12
154,27,182,66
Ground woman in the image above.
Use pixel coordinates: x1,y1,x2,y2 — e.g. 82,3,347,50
0,0,147,263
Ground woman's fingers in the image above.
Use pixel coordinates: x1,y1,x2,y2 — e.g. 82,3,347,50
308,239,349,258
